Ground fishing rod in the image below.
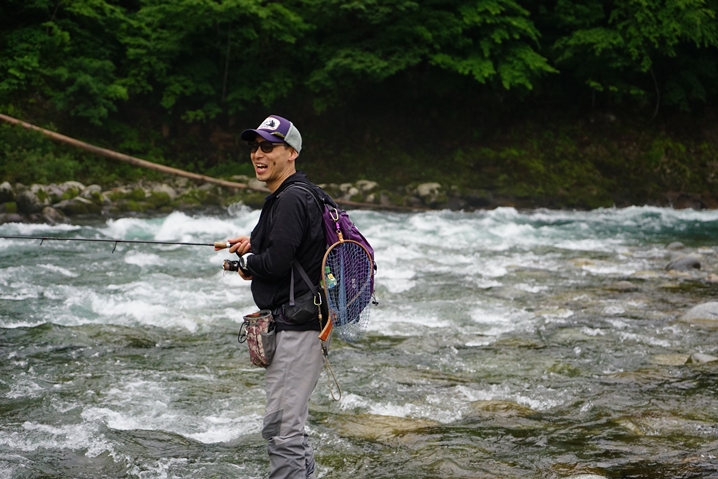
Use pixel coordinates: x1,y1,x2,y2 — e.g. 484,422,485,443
0,235,234,253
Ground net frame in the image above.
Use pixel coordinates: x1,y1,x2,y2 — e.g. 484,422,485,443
318,238,374,343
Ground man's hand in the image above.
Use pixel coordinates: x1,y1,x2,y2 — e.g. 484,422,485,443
214,235,252,255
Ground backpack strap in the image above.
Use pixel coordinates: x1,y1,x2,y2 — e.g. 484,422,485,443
277,183,325,306
289,260,318,306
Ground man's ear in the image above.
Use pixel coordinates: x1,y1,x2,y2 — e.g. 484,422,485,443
288,148,299,162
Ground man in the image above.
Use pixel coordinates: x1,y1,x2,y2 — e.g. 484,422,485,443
221,115,326,479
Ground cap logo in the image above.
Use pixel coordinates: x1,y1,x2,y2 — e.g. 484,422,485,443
259,117,280,131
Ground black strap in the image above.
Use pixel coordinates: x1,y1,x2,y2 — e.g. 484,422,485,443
281,183,325,211
279,183,326,306
289,260,318,306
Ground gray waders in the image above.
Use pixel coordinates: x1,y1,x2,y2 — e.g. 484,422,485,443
263,330,325,479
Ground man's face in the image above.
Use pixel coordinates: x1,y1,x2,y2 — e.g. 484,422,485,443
250,134,297,191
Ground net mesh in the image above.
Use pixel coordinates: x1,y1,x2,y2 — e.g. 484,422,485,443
323,240,373,342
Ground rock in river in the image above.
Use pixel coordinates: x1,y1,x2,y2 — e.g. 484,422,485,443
607,281,639,292
680,302,718,328
665,255,701,271
688,353,718,364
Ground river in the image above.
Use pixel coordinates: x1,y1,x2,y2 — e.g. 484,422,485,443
1,205,717,478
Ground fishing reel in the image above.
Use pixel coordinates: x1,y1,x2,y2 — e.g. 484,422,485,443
223,255,250,275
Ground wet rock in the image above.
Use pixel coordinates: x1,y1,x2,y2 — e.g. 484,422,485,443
665,271,691,279
565,475,607,479
465,191,493,208
607,281,639,292
688,353,718,364
355,180,378,192
151,183,177,200
44,184,65,203
416,182,441,198
247,178,267,191
470,400,536,417
379,193,393,207
80,184,102,197
327,413,438,443
59,181,86,197
16,189,46,214
41,206,65,224
680,302,718,323
414,182,445,206
0,181,16,203
570,258,594,267
666,241,684,250
0,213,25,224
632,270,660,279
54,197,102,216
706,274,718,283
80,184,108,205
407,195,423,207
651,354,691,365
665,255,701,271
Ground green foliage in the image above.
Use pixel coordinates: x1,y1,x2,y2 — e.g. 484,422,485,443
3,0,717,124
2,0,718,209
549,0,718,109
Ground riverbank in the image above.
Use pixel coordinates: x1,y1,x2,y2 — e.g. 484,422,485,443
4,106,718,218
2,173,718,225
0,177,450,224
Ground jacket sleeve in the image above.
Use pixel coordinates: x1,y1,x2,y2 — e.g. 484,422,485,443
245,189,308,280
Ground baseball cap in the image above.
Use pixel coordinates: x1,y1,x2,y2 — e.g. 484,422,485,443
240,115,302,154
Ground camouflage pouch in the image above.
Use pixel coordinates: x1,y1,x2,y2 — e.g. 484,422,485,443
238,310,276,368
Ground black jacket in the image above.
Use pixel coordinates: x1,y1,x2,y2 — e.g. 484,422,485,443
245,171,326,331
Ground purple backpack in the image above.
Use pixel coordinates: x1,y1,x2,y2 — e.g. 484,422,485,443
285,183,377,296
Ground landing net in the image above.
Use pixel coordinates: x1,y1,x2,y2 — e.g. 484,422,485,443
322,239,373,342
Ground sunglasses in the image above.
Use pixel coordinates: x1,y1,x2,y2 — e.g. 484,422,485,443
247,141,286,153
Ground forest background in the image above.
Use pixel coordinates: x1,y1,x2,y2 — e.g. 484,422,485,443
2,0,718,210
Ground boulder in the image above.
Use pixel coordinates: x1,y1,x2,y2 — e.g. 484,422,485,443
688,353,718,364
80,184,103,197
666,241,684,250
570,258,594,267
680,302,718,323
607,281,639,292
80,184,109,205
339,183,360,200
0,213,24,224
41,206,66,224
379,193,393,207
465,193,493,208
248,178,266,191
0,182,15,203
415,182,445,206
54,197,102,216
59,180,86,192
151,183,178,200
415,182,442,198
355,180,378,192
16,190,46,214
44,184,65,203
665,255,701,271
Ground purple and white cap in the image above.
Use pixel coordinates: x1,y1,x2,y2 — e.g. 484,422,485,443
241,115,302,154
